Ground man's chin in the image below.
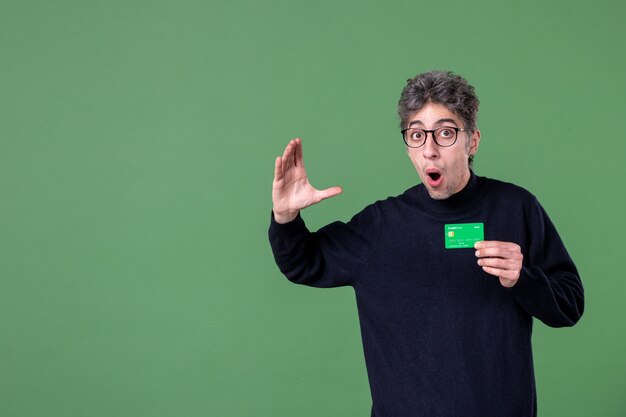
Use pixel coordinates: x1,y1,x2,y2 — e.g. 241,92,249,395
425,186,452,200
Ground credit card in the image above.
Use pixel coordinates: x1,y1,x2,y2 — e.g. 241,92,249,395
444,223,484,249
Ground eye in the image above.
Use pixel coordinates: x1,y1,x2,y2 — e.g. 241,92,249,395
410,129,425,140
438,128,454,138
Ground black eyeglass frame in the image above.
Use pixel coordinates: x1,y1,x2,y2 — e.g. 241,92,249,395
400,126,467,148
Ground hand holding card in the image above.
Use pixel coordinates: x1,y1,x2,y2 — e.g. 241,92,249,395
474,241,523,288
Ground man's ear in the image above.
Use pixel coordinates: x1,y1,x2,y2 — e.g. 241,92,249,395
469,129,481,156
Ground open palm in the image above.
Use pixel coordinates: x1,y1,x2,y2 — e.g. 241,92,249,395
272,138,342,224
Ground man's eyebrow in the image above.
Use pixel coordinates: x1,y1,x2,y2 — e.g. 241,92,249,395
408,118,459,127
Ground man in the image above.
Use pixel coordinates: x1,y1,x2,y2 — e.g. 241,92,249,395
268,70,584,417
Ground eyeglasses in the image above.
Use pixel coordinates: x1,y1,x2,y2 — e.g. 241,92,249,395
400,126,466,148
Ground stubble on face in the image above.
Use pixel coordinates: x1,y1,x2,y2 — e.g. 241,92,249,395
423,138,472,200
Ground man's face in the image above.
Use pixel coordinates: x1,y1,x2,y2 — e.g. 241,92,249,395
405,102,480,200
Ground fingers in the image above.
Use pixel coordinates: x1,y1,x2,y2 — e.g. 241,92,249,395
477,257,519,274
274,139,298,185
278,138,304,170
475,246,518,259
281,138,296,166
474,240,523,287
474,240,519,250
480,267,519,288
478,259,521,287
295,137,304,167
273,156,283,182
475,241,521,259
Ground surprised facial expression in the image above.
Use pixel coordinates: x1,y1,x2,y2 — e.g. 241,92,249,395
405,102,481,200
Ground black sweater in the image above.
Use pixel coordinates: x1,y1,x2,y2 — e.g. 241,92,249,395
268,174,584,417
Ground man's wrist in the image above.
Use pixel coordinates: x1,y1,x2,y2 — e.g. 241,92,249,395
272,210,299,224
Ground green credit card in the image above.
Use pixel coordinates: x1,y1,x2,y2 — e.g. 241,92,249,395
444,223,484,249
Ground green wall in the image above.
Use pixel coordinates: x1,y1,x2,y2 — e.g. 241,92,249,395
1,0,624,415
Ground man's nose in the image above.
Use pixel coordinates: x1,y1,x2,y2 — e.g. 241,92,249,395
422,132,439,158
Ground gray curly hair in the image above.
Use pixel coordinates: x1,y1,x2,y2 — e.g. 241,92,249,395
398,70,479,131
398,70,480,165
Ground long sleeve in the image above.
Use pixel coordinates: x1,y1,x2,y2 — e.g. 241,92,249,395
268,205,379,288
267,177,584,415
512,198,584,327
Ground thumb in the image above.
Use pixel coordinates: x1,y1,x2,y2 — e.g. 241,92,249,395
315,186,343,202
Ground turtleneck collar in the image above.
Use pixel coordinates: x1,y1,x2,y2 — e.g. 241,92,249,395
415,170,486,215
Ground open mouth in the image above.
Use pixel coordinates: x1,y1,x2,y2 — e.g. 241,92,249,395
428,172,441,181
425,169,443,187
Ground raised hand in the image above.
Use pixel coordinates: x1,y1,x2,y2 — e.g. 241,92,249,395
272,138,343,224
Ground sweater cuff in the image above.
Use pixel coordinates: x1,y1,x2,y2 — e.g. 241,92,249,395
269,211,306,237
511,266,542,300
